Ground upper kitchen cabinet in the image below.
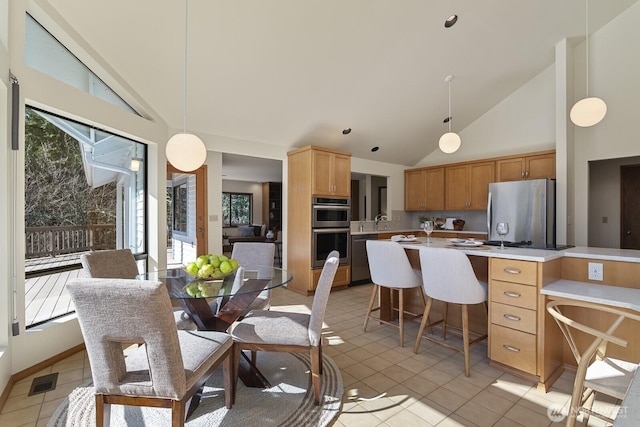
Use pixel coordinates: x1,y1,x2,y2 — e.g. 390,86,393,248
405,167,445,211
496,151,555,182
445,161,495,210
310,147,351,197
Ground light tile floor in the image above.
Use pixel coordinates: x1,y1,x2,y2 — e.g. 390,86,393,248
1,283,622,426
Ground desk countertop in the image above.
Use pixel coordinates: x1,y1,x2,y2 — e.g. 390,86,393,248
541,279,640,311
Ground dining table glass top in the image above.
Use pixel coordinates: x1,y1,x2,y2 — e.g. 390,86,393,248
137,266,292,300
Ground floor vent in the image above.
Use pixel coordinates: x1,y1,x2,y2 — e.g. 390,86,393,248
28,372,58,396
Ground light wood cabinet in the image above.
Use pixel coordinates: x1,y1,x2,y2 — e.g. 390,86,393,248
496,151,555,182
287,145,352,295
311,149,351,197
445,161,494,210
489,258,538,375
404,167,445,210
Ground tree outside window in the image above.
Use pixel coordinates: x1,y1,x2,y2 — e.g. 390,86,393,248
222,193,252,227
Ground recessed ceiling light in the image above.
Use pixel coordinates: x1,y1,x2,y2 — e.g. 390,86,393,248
443,116,452,123
371,146,379,152
342,128,352,135
444,15,458,28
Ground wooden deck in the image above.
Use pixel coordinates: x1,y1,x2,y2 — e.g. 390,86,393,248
24,250,182,327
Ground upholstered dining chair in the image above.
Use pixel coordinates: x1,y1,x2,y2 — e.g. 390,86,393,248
228,250,339,405
364,240,426,347
230,242,276,310
547,299,640,427
67,278,236,427
80,248,196,330
414,246,488,377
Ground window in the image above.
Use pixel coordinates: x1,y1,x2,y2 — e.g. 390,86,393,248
24,106,147,327
222,192,252,227
24,14,139,115
172,181,188,233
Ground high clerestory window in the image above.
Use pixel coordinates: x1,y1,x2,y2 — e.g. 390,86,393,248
24,14,140,116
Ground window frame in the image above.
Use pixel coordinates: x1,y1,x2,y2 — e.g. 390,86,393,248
222,192,253,227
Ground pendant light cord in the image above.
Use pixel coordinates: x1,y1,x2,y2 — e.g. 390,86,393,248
182,0,189,133
448,79,452,133
585,0,589,97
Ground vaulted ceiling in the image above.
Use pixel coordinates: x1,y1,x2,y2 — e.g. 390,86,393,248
42,0,638,167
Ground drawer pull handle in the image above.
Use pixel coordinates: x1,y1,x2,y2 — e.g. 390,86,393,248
503,344,521,353
504,268,521,274
503,314,521,321
504,291,521,298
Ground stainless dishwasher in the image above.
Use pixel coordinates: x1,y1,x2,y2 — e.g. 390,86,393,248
350,234,377,285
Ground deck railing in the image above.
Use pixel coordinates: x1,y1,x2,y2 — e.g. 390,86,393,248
25,225,116,258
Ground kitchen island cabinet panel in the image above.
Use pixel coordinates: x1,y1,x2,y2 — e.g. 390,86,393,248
490,324,537,374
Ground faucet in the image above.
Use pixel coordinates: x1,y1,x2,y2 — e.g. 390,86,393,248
359,219,365,232
374,214,387,231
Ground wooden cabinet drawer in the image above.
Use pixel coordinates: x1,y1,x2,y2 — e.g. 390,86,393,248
490,324,536,374
491,258,537,286
313,264,350,289
491,303,536,334
490,281,537,310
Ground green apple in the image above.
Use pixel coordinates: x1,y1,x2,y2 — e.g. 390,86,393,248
229,259,239,269
185,282,199,296
209,256,221,268
219,260,233,274
185,262,199,276
218,254,229,262
196,255,210,268
198,264,214,278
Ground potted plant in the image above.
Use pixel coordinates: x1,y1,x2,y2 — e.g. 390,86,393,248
418,215,430,229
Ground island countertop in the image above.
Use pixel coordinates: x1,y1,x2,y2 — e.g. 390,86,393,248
386,237,640,263
350,229,488,237
396,237,565,262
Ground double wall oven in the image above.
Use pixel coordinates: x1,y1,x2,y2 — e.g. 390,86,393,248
311,197,350,268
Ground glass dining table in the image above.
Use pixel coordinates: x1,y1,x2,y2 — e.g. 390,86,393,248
137,266,293,387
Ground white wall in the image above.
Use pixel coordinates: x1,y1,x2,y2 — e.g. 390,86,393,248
572,1,640,246
417,65,556,168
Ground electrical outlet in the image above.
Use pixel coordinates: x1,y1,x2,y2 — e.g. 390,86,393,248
588,262,604,281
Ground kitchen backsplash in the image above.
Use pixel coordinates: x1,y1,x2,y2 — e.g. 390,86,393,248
351,210,487,233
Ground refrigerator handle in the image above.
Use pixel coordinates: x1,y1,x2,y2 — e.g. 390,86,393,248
487,191,492,237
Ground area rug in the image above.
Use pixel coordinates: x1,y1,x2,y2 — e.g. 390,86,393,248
47,352,343,426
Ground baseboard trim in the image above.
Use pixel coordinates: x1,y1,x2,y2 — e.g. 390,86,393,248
0,343,85,411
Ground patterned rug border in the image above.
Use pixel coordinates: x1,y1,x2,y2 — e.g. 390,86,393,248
48,353,343,427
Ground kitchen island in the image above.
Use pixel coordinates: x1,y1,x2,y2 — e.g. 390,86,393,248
379,237,640,391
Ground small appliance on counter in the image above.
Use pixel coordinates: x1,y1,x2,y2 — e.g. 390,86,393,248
444,218,457,230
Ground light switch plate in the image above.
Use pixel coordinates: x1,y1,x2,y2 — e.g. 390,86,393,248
588,262,604,281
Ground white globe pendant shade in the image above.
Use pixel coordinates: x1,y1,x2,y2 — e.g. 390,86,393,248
439,132,461,154
166,132,207,172
570,97,607,127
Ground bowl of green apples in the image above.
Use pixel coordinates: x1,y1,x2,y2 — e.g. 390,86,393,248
184,253,240,280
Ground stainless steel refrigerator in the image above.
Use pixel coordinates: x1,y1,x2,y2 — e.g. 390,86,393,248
487,179,556,248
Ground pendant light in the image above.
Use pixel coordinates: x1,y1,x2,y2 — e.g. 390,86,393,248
570,0,607,127
439,74,461,154
166,0,207,172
